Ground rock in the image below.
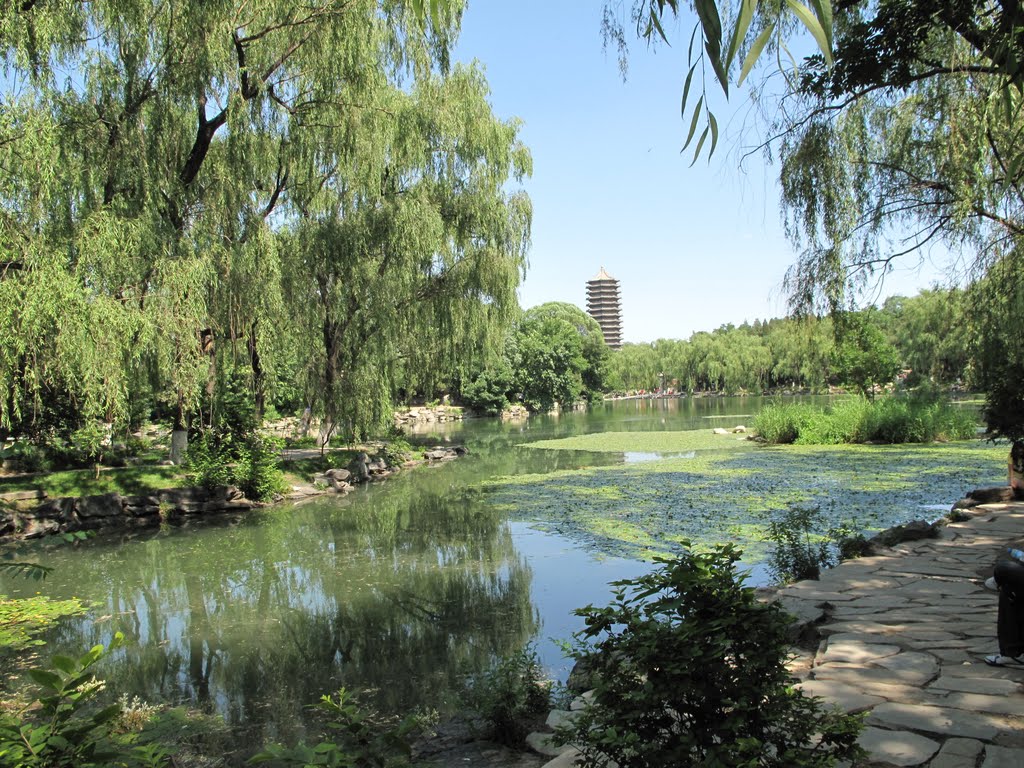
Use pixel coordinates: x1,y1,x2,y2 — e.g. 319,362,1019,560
453,445,468,456
0,489,46,502
77,493,124,519
312,472,332,486
952,497,982,510
566,655,599,694
34,497,76,521
967,486,1016,504
351,452,370,483
20,516,61,538
869,519,936,548
326,468,351,482
524,732,570,758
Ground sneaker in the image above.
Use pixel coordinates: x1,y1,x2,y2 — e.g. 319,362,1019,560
984,654,1024,667
985,576,999,591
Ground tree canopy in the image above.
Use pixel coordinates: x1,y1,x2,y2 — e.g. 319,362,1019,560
0,0,531,442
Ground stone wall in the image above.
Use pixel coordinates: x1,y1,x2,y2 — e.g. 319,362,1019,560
0,485,252,541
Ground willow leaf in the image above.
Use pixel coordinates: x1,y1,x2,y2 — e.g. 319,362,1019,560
726,0,758,69
785,0,832,66
739,22,775,86
683,94,705,150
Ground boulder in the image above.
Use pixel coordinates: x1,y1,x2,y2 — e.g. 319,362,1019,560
326,468,351,482
869,519,936,548
966,486,1016,504
34,497,76,521
77,493,124,519
19,516,61,538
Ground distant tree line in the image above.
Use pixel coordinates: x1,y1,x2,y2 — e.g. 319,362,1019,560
605,288,971,396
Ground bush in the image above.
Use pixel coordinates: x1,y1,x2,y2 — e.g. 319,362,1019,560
250,688,425,767
466,645,552,747
0,633,169,767
556,545,864,767
185,432,284,501
766,505,835,583
183,433,232,490
236,435,286,501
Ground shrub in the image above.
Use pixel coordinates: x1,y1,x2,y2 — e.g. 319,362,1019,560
766,505,835,583
379,438,413,468
250,688,425,767
556,545,864,767
466,645,552,747
236,435,286,501
828,521,873,561
183,433,232,490
0,633,170,767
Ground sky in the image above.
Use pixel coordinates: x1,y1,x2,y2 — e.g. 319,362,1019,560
451,2,950,343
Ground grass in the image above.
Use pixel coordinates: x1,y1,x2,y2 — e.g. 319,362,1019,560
753,396,979,445
479,430,1005,561
0,466,184,498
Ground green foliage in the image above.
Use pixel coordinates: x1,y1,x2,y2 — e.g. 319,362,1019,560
827,521,872,561
465,645,552,747
752,403,816,444
0,0,529,447
183,433,233,491
185,432,285,502
0,595,86,653
235,435,287,502
601,2,835,162
249,688,422,767
831,311,900,398
755,396,977,445
379,439,413,468
557,545,864,767
460,364,513,415
0,466,182,499
766,505,835,583
513,302,609,410
0,632,170,767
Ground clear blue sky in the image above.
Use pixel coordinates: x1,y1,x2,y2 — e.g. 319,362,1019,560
452,2,948,343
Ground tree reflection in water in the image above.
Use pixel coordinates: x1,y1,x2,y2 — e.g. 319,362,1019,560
32,474,536,743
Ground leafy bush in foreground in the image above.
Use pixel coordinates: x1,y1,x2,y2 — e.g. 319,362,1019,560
557,545,864,768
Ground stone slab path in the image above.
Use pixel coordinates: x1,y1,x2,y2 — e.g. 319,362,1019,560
775,502,1024,768
535,503,1024,768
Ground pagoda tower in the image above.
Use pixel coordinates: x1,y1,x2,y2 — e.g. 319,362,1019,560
586,266,623,349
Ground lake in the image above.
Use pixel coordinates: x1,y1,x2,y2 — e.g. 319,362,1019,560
0,396,1005,749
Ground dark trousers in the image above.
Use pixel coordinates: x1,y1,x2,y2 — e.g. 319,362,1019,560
994,559,1024,657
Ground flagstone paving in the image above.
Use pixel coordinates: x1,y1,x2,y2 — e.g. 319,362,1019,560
535,502,1024,767
778,502,1024,767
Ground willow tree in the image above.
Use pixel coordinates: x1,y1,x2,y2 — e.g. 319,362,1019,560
0,1,527,446
281,62,531,440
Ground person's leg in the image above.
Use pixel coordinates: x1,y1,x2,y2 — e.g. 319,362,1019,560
994,559,1024,658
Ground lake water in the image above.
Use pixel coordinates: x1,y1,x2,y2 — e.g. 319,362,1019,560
0,396,1002,747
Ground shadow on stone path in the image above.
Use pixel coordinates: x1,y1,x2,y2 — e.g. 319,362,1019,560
773,502,1024,768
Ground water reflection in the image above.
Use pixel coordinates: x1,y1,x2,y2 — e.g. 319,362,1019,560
8,482,538,742
0,396,823,743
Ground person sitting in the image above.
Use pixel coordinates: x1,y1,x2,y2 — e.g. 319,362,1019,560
986,555,1024,666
